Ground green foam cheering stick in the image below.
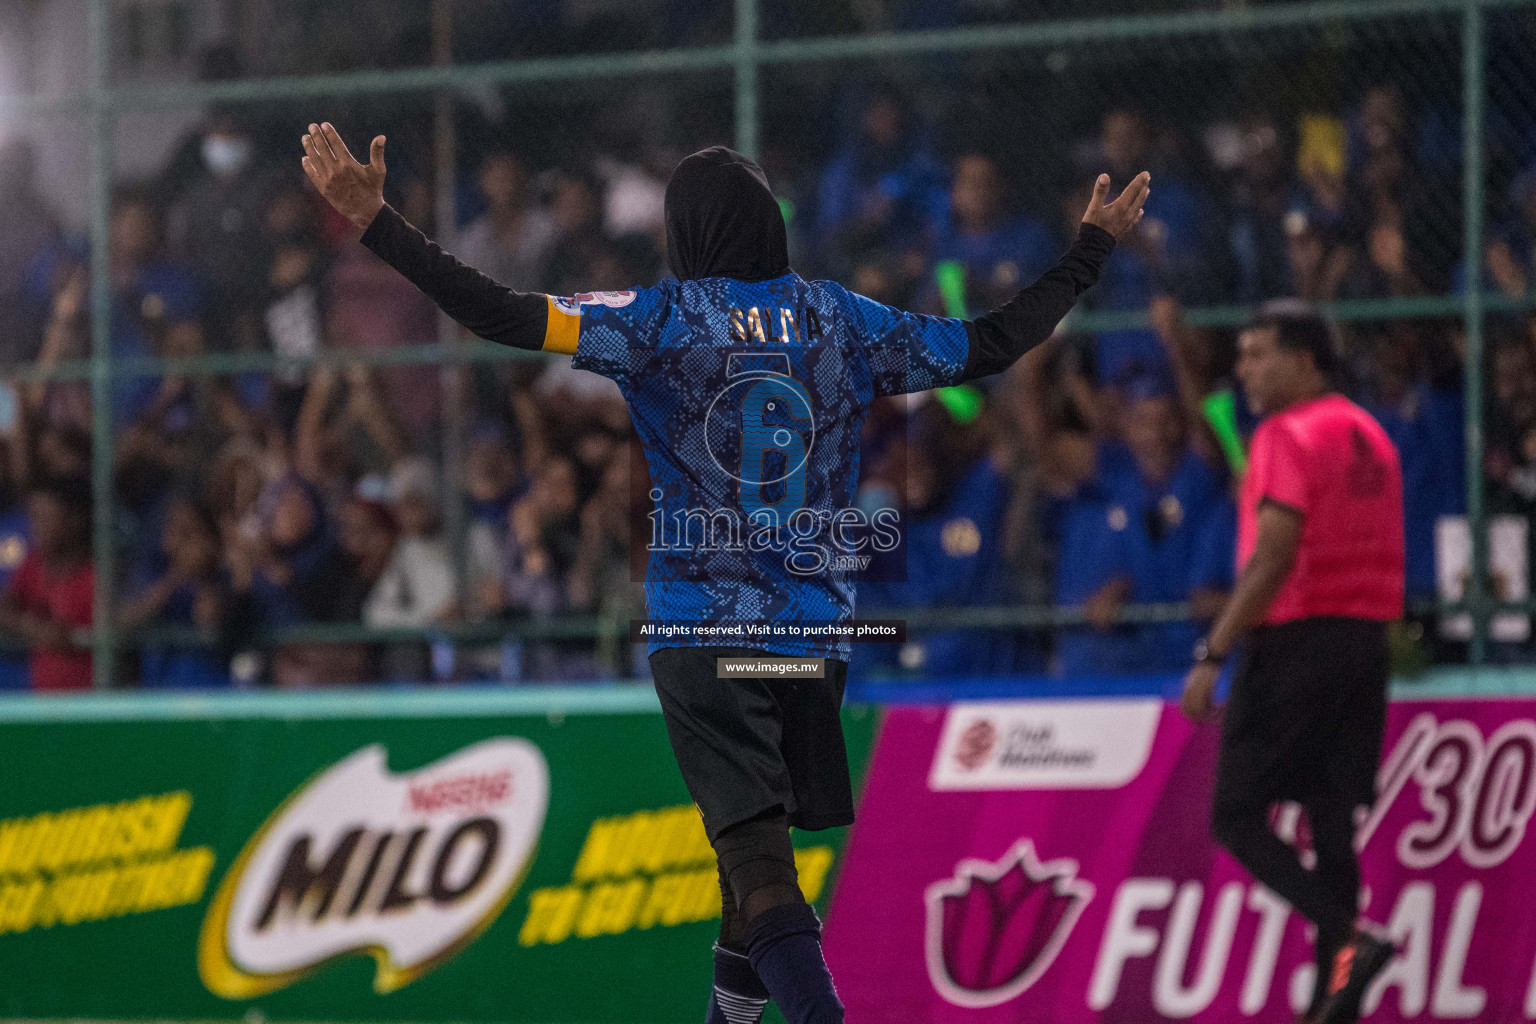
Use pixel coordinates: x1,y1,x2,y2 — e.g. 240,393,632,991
1201,388,1248,476
934,259,968,319
935,384,984,424
931,261,984,424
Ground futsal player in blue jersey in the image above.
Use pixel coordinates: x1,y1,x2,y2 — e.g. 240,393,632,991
303,123,1148,1024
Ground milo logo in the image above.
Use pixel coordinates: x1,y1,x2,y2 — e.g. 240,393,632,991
199,740,549,998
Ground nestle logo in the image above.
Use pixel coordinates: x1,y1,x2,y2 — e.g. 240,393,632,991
925,839,1094,1008
406,771,513,814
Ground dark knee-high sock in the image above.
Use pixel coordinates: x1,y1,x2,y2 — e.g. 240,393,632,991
745,902,844,1024
707,944,769,1024
708,868,767,1024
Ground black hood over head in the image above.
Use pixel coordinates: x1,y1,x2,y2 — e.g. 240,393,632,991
664,146,789,282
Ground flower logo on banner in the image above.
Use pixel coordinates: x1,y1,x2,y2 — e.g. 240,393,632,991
924,839,1094,1008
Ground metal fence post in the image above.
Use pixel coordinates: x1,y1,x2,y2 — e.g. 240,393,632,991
432,0,470,620
87,0,116,689
1463,0,1488,663
734,0,760,160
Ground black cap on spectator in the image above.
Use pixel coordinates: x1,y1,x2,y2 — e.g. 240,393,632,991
1246,298,1343,382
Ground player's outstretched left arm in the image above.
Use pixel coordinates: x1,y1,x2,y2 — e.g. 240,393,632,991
301,122,551,351
961,171,1150,381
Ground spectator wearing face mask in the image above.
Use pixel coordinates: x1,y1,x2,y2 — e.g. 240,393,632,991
169,110,286,351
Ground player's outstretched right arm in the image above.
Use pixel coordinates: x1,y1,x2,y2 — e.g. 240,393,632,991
301,122,551,351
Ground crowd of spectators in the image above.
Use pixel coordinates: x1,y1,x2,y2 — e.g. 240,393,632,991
0,41,1533,690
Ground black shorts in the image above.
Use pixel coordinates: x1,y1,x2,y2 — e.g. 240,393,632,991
1214,616,1389,816
649,646,854,841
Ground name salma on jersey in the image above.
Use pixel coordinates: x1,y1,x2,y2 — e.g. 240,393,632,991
727,304,827,346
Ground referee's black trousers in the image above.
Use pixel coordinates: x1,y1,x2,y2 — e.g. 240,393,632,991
1213,793,1358,949
1209,617,1390,984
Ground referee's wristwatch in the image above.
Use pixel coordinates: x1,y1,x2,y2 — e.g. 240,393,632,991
1192,638,1227,667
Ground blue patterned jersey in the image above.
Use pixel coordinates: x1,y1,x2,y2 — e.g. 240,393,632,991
557,274,969,659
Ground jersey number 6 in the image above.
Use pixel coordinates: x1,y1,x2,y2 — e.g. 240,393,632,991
738,372,812,519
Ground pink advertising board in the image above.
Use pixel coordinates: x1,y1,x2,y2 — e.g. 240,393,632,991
823,697,1536,1023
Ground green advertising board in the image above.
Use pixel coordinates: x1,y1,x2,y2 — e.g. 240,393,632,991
0,687,877,1022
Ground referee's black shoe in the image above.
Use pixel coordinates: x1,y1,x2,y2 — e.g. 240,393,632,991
1317,928,1395,1024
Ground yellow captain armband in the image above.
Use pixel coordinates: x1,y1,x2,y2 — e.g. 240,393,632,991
543,295,581,354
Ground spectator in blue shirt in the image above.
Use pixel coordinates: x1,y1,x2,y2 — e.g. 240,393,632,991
924,152,1057,318
1029,362,1232,675
1360,323,1466,604
0,139,59,364
109,188,207,431
1224,112,1313,303
0,460,29,690
858,401,1016,677
120,497,230,688
224,473,365,687
1046,484,1138,676
1483,166,1536,298
26,187,207,433
1100,377,1231,671
814,87,947,279
1073,108,1213,382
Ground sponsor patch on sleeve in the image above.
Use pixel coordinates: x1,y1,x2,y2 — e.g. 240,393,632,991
579,290,637,308
543,296,581,354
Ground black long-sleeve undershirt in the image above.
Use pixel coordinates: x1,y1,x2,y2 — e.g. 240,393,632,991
960,221,1116,381
360,201,1116,373
360,203,550,349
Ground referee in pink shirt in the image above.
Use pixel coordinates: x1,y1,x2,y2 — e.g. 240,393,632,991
1180,301,1404,1024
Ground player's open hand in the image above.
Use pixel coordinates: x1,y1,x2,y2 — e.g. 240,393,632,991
301,122,386,232
1081,171,1150,240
